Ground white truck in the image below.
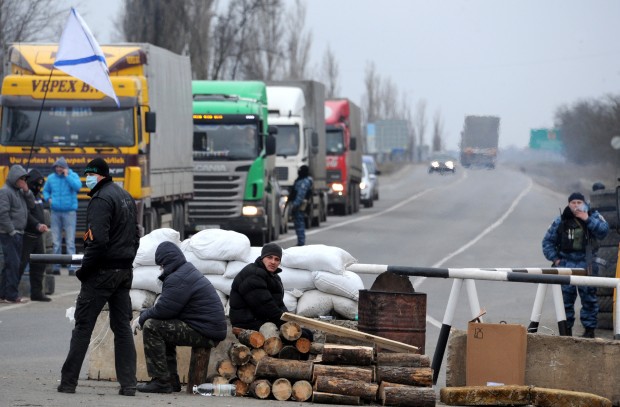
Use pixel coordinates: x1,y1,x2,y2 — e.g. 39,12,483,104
266,80,328,227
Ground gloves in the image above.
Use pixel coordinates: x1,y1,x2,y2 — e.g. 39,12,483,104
131,316,142,335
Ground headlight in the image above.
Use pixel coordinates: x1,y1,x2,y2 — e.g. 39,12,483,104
445,161,454,169
431,161,439,168
360,182,367,190
331,183,344,193
242,205,262,216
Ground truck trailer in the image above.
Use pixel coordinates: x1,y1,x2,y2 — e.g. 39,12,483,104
266,80,328,228
460,115,500,169
0,43,194,238
189,81,279,245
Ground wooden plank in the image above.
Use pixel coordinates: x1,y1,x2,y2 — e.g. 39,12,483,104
281,313,419,353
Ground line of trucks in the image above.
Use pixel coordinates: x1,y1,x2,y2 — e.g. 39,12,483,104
0,43,364,245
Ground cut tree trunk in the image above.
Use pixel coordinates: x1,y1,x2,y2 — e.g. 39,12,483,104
228,343,252,366
249,379,271,399
263,336,283,356
211,375,229,385
295,337,312,354
380,385,436,406
376,366,433,387
278,345,301,360
230,378,249,396
280,321,302,341
376,353,430,367
313,364,374,383
314,375,378,401
216,358,236,379
272,378,293,401
291,380,313,402
255,356,313,381
236,362,256,384
310,342,324,354
259,322,280,339
237,329,265,349
322,344,374,366
312,391,361,405
251,348,268,365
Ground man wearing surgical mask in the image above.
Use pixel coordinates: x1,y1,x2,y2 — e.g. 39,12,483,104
58,157,141,396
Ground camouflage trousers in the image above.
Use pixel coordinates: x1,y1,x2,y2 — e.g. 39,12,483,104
142,319,217,378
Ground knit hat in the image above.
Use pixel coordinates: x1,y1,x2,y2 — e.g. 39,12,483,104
84,157,110,177
298,165,309,178
568,192,585,203
261,243,282,259
53,157,68,169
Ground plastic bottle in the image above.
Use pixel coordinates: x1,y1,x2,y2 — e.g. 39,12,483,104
192,383,236,396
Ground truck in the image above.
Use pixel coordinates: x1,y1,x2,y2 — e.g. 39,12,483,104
266,80,328,228
324,99,363,215
0,43,194,239
189,81,279,245
459,115,500,169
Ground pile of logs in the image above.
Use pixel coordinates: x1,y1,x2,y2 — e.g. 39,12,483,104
210,320,437,406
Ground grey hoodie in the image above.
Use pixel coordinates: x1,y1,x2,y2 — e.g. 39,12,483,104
0,165,34,234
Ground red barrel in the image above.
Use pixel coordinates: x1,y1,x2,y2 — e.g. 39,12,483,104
357,289,426,354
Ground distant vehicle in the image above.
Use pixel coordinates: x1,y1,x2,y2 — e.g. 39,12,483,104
428,153,456,174
274,181,289,235
460,115,500,169
362,155,380,201
360,162,374,208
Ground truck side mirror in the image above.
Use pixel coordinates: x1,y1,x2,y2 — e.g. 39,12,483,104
265,134,276,156
268,125,278,135
350,137,357,151
311,131,319,155
145,112,156,133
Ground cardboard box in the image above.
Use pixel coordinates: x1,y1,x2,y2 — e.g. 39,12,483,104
466,321,527,386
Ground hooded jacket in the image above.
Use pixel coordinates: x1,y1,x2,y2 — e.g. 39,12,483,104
139,242,227,341
25,169,47,235
42,157,82,212
0,165,34,235
229,257,287,330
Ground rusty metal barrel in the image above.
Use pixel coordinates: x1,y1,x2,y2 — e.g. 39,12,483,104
357,289,427,354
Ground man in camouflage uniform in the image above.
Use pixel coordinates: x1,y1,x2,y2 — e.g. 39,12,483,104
290,165,313,246
135,241,227,393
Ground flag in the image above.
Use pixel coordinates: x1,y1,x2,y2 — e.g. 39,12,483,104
54,8,119,107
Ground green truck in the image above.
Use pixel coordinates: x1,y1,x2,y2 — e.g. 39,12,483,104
188,81,279,245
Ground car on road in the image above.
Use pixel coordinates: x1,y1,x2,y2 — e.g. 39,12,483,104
362,155,380,201
360,162,374,207
428,153,456,174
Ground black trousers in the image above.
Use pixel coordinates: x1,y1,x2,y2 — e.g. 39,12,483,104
19,233,46,299
60,268,136,389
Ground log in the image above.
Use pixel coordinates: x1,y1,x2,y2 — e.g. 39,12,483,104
211,375,230,385
249,379,271,399
314,375,378,401
312,391,361,405
232,326,243,337
230,378,249,396
278,345,301,360
251,348,268,365
291,380,313,402
376,353,430,367
259,321,280,339
186,347,211,394
280,321,302,341
281,312,418,353
310,342,324,354
215,358,236,379
236,362,256,384
376,366,433,387
295,337,312,354
255,356,313,381
263,336,283,356
325,334,374,347
381,385,436,406
228,343,252,366
322,344,374,366
272,378,293,401
313,364,374,383
237,329,265,349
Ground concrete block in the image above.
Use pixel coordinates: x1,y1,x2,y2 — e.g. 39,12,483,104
446,329,620,406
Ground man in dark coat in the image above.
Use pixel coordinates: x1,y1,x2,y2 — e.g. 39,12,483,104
136,241,227,394
229,243,287,330
19,169,51,301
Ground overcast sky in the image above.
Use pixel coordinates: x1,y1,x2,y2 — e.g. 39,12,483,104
71,0,620,150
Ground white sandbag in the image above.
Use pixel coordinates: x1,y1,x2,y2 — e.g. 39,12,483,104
132,266,163,294
186,229,251,261
183,250,226,275
295,289,334,318
215,289,228,310
133,228,181,267
332,295,358,320
223,247,262,278
204,275,233,296
283,291,298,313
313,270,363,301
130,289,157,311
281,244,357,274
279,266,315,292
224,298,230,317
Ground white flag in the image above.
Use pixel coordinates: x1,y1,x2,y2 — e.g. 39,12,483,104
54,8,119,107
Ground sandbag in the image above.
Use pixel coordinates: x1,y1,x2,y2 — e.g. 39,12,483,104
224,247,262,278
281,244,357,274
313,270,363,301
183,250,226,275
295,289,334,317
283,291,298,313
185,229,250,261
133,228,181,267
214,289,228,309
205,274,233,296
130,289,157,311
131,265,162,294
279,267,316,292
332,295,358,320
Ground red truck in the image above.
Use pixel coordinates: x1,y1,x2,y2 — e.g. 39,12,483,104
325,99,363,215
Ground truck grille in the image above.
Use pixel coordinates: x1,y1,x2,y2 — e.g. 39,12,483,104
275,166,288,181
326,170,342,182
188,173,245,220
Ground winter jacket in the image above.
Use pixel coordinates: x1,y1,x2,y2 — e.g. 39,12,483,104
81,177,140,273
291,176,313,208
42,157,82,212
25,169,47,236
229,257,287,330
139,242,227,341
542,205,609,268
0,165,34,235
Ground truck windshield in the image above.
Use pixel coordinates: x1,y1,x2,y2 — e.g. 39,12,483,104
274,125,299,157
326,128,345,154
1,107,134,147
193,124,259,160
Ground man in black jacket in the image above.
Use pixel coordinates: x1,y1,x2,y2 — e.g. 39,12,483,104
135,241,227,394
58,158,140,396
19,169,50,301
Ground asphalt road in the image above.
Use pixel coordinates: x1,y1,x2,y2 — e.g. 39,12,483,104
0,163,615,407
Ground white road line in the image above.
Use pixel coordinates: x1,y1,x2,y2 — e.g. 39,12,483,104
0,290,79,313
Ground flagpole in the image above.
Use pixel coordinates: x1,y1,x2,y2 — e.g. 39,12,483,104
25,67,55,172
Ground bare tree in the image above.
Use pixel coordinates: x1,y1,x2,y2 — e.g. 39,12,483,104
321,45,340,98
379,77,399,119
414,99,427,150
240,0,284,80
186,0,216,79
362,61,381,123
432,110,444,152
283,0,312,80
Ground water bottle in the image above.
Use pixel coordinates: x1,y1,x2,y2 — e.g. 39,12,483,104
192,383,236,396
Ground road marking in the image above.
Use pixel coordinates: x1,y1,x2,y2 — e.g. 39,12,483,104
0,290,79,313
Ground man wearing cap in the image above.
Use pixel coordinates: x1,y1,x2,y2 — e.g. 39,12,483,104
542,192,609,338
229,242,288,330
43,157,82,276
290,165,313,246
58,158,140,396
0,164,35,304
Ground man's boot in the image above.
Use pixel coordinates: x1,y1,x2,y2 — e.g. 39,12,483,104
171,374,182,392
137,377,173,394
581,328,595,338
